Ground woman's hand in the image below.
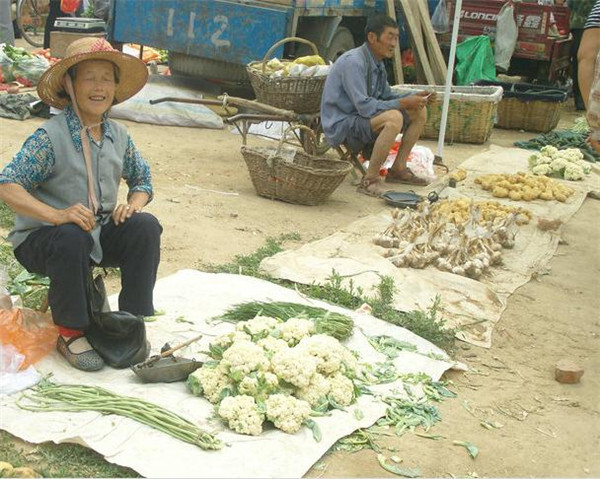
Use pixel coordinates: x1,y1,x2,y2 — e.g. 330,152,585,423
112,203,142,225
55,203,96,232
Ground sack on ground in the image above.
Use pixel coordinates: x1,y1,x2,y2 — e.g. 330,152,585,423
86,274,150,368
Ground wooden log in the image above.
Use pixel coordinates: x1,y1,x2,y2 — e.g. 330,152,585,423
416,0,447,84
385,0,404,84
397,0,436,85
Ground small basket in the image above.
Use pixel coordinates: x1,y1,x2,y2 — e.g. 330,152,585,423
476,80,568,133
241,126,352,206
246,37,327,114
391,84,504,144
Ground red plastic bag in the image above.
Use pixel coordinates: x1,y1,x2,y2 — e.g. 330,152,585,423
60,0,81,14
0,308,58,370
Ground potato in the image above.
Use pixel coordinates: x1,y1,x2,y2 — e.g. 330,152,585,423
555,193,567,202
509,190,523,201
540,190,554,201
492,186,509,198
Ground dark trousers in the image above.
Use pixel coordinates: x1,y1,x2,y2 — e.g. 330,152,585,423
14,213,162,330
571,28,585,109
43,0,61,50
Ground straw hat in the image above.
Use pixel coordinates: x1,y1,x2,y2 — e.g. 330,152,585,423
37,37,148,109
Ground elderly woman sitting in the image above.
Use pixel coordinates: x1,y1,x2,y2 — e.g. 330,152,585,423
0,38,162,371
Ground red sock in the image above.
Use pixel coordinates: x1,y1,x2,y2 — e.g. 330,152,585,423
58,326,84,338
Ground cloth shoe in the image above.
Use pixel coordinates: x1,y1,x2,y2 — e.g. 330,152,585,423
56,336,105,372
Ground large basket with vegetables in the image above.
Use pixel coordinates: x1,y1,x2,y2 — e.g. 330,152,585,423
476,80,568,133
246,37,329,114
391,84,504,144
241,126,352,206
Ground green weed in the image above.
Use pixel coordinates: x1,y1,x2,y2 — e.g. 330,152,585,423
199,232,301,277
0,431,138,478
0,201,15,230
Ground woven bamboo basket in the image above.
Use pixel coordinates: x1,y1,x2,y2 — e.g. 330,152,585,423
475,80,568,133
391,84,504,144
241,126,352,206
246,37,326,114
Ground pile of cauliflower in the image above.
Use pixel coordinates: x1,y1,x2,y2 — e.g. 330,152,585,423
187,315,358,436
529,146,591,181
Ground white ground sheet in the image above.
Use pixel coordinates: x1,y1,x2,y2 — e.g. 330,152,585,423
261,146,600,348
1,270,460,478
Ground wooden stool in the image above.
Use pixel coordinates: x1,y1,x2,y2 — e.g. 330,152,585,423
335,143,366,181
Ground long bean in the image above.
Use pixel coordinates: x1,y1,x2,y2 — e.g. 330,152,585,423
18,380,222,450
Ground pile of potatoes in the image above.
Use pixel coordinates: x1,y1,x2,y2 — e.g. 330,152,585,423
432,199,532,226
474,173,575,202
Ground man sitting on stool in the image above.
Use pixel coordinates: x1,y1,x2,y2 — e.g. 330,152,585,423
320,13,435,197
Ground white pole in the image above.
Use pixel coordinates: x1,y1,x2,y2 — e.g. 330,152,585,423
437,0,463,158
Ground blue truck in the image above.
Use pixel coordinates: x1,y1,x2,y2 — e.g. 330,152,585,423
108,0,437,84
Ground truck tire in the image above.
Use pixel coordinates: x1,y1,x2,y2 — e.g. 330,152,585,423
169,52,248,83
324,27,355,63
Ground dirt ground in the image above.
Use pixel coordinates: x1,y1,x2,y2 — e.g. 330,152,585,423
0,93,598,477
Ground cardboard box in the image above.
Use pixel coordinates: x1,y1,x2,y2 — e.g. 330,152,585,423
50,31,106,59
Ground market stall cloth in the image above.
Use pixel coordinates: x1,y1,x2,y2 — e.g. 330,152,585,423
261,145,600,348
0,270,460,479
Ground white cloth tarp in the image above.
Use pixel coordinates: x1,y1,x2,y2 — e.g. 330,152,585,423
261,146,600,348
0,270,460,479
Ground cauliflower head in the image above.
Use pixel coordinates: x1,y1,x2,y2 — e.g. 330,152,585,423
236,315,280,338
549,157,568,173
270,348,317,388
564,163,585,181
221,340,269,378
279,317,316,346
265,394,311,434
297,334,345,375
327,372,355,407
295,372,331,407
540,145,559,158
532,164,552,176
187,364,231,404
218,395,265,436
257,336,289,355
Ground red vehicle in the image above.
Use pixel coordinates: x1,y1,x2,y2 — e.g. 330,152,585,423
440,0,572,85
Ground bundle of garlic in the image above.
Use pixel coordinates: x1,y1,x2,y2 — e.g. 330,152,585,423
373,201,523,279
474,173,575,202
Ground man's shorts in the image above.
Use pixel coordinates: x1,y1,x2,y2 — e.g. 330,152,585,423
345,110,411,156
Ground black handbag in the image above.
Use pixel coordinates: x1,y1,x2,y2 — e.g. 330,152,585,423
86,273,150,368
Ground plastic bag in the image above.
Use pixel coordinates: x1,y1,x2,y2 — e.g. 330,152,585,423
0,44,15,83
11,55,50,87
407,145,437,182
432,0,450,34
0,343,42,395
0,308,58,370
494,2,518,73
455,36,496,85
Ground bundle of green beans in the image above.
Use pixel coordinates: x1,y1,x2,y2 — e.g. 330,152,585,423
220,301,354,341
18,380,222,450
515,130,599,163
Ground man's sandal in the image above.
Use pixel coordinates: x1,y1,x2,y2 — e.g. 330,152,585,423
356,177,390,198
385,169,430,186
57,336,104,372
